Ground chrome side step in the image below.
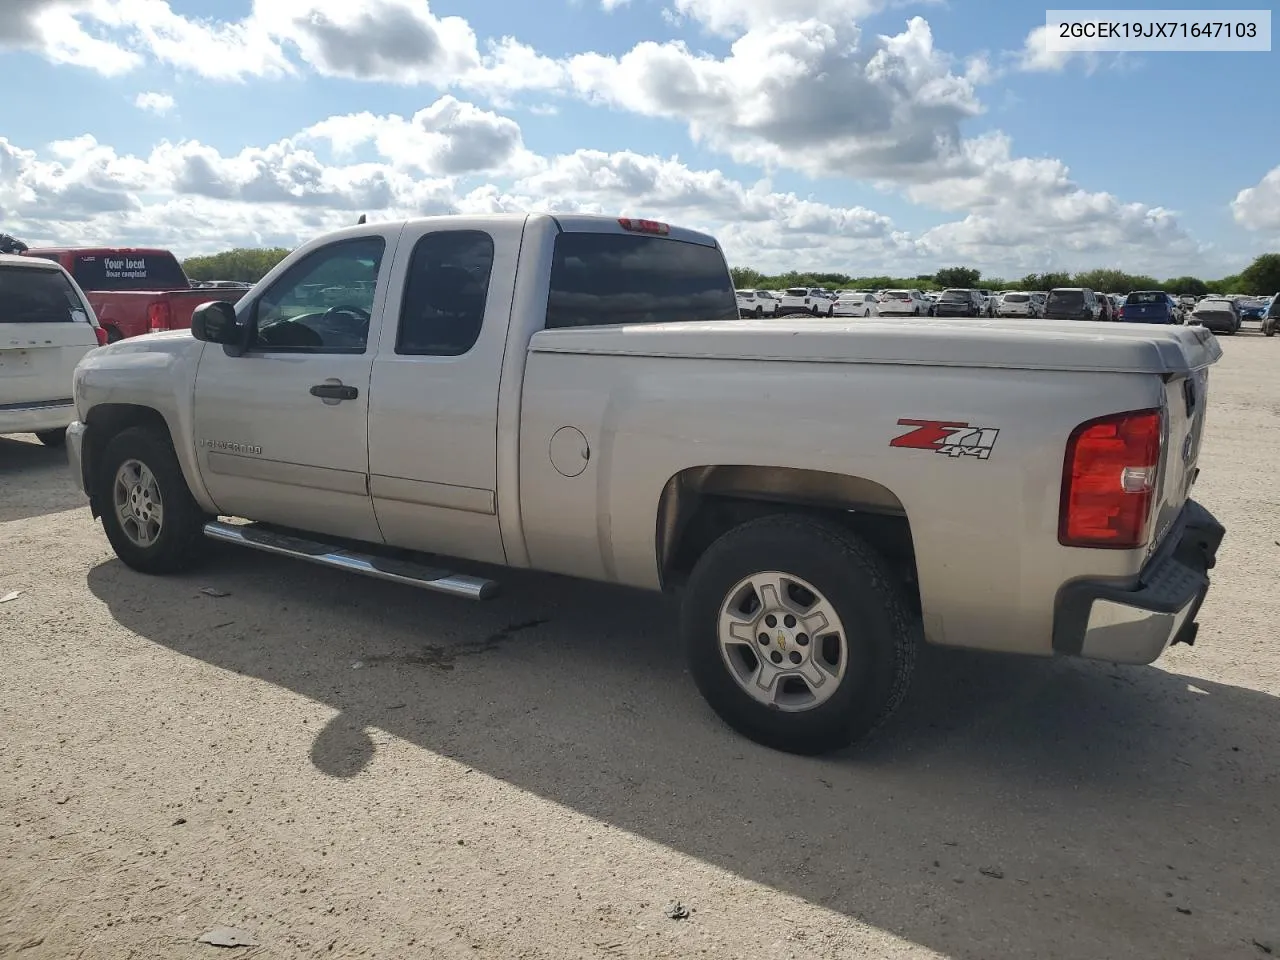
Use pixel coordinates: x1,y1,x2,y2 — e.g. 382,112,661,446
202,521,499,600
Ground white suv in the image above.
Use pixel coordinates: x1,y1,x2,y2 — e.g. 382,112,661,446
778,287,834,316
735,289,779,318
996,292,1040,318
1,255,104,446
876,289,930,316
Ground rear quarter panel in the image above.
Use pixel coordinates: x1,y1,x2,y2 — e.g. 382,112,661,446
519,350,1166,656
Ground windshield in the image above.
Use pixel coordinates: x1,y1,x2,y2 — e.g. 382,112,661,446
785,288,808,296
0,265,90,324
940,289,969,301
1004,293,1029,302
1126,291,1168,305
882,291,910,300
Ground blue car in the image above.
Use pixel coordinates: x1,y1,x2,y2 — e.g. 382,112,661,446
1239,300,1267,322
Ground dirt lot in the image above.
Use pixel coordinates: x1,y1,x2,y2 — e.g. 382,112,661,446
1,333,1277,960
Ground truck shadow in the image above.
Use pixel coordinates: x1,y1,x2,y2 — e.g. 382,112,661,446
86,550,1278,960
0,436,86,523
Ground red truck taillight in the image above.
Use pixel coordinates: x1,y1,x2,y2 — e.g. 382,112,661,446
1059,408,1161,548
1116,306,1125,319
93,324,109,346
148,301,173,333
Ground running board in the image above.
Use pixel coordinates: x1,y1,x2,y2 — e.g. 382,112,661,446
202,521,499,600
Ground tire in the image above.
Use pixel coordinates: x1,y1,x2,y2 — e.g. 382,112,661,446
810,305,819,316
97,425,211,574
754,306,763,318
35,428,67,447
1265,321,1276,337
681,514,918,755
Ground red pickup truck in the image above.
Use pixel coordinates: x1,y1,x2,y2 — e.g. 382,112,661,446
22,247,216,342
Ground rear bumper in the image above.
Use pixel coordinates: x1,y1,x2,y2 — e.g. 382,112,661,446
1052,500,1225,665
0,399,76,435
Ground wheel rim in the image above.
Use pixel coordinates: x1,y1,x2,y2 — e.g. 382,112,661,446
717,570,849,712
113,458,164,548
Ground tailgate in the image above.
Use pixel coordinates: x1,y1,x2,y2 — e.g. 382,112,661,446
1149,367,1209,556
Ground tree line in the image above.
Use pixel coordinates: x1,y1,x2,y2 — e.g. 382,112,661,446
731,253,1280,297
179,246,1280,298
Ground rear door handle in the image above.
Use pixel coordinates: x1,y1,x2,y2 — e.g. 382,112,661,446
310,383,358,401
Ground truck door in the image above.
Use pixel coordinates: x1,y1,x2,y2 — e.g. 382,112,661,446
366,218,524,565
191,232,394,543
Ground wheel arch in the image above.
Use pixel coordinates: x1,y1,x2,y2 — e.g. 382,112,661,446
83,404,184,518
655,464,919,607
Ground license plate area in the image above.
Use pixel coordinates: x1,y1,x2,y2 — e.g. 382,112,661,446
0,349,35,375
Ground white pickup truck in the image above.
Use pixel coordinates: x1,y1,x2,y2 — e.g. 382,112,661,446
66,214,1226,755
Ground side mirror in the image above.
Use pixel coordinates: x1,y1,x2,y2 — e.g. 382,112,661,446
191,301,240,344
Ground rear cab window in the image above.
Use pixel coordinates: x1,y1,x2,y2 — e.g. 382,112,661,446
0,263,91,324
1046,290,1084,308
545,233,738,329
1126,291,1168,305
72,251,188,291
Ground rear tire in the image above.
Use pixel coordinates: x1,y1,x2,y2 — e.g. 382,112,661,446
97,426,211,574
35,428,67,447
754,306,763,318
681,514,918,755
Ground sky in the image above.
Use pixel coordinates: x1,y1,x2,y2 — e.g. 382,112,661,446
0,0,1277,280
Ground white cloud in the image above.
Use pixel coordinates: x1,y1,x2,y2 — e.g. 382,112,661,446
134,91,175,115
567,17,983,182
1232,166,1280,231
664,0,886,35
301,97,544,178
0,4,1218,277
0,100,1215,279
0,0,140,75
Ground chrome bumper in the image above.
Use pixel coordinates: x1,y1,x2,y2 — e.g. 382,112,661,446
66,420,89,496
1052,500,1225,665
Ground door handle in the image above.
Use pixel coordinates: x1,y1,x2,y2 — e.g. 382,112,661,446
310,383,358,401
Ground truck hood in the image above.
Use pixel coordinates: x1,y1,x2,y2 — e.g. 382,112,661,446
530,317,1222,375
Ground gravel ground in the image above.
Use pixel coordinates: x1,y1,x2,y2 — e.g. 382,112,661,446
1,332,1277,960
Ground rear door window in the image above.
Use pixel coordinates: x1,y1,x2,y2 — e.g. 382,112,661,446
72,252,188,291
396,230,495,356
545,234,737,329
0,266,89,324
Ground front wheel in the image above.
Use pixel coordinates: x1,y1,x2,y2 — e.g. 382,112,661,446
97,426,211,574
1265,320,1277,337
681,515,918,755
35,428,67,447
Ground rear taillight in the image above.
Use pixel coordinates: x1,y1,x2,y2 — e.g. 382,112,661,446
147,301,173,333
1059,408,1162,548
93,324,108,346
1117,306,1125,319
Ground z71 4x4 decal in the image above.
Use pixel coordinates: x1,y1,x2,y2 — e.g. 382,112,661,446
890,419,1000,460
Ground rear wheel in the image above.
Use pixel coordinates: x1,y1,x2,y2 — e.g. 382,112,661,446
97,426,211,574
35,428,67,447
754,306,763,318
681,514,918,755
